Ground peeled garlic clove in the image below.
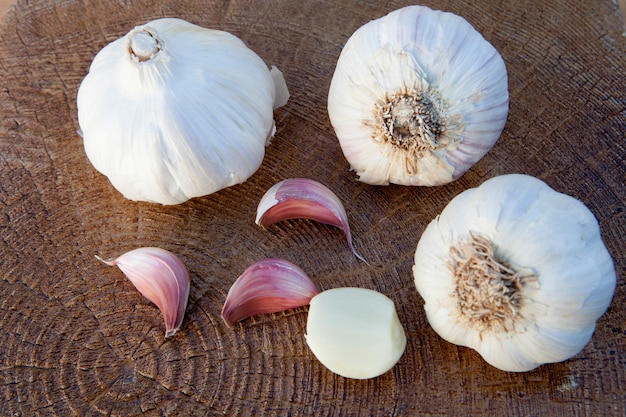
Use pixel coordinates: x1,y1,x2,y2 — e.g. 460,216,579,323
256,178,367,262
328,5,509,186
221,258,319,327
77,18,289,205
413,174,616,372
305,287,407,379
97,247,190,337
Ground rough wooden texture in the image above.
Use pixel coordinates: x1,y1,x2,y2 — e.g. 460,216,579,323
0,0,624,416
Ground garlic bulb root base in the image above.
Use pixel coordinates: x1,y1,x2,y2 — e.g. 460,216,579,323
371,86,450,176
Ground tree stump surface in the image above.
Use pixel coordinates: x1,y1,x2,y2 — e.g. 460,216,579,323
0,1,624,416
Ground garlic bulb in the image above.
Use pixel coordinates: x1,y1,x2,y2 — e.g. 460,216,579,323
413,174,616,372
327,5,508,186
77,18,289,204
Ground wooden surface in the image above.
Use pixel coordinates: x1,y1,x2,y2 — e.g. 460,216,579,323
0,1,11,15
0,1,624,416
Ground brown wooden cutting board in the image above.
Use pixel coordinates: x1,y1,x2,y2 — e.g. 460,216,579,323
0,1,624,416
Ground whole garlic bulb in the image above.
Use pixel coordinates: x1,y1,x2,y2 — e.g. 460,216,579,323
413,174,616,372
327,5,509,186
77,18,289,204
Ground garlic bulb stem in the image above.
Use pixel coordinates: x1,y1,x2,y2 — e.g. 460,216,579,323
128,28,161,62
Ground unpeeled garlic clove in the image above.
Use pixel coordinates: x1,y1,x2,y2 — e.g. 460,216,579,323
256,178,367,263
221,258,319,327
97,247,190,337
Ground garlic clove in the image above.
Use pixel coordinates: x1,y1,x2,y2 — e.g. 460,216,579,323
305,287,407,379
256,178,367,263
221,258,319,327
328,5,509,186
97,247,190,337
77,18,290,205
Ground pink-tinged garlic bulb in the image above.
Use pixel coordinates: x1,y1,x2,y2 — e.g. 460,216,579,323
256,178,367,263
328,5,509,186
97,247,190,337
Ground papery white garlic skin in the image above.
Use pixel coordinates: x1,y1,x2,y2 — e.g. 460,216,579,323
77,18,289,205
413,174,616,372
221,258,319,327
305,287,406,379
328,5,508,186
97,247,190,337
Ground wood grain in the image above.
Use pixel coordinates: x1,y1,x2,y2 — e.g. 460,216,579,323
0,1,11,15
0,0,624,416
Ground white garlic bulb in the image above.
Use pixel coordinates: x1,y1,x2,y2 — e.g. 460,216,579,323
413,174,616,372
77,18,289,204
327,5,509,186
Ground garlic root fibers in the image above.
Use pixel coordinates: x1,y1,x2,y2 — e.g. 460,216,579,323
450,233,537,335
372,87,449,175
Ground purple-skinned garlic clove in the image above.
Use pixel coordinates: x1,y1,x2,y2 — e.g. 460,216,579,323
221,258,319,327
256,178,367,263
96,247,190,337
